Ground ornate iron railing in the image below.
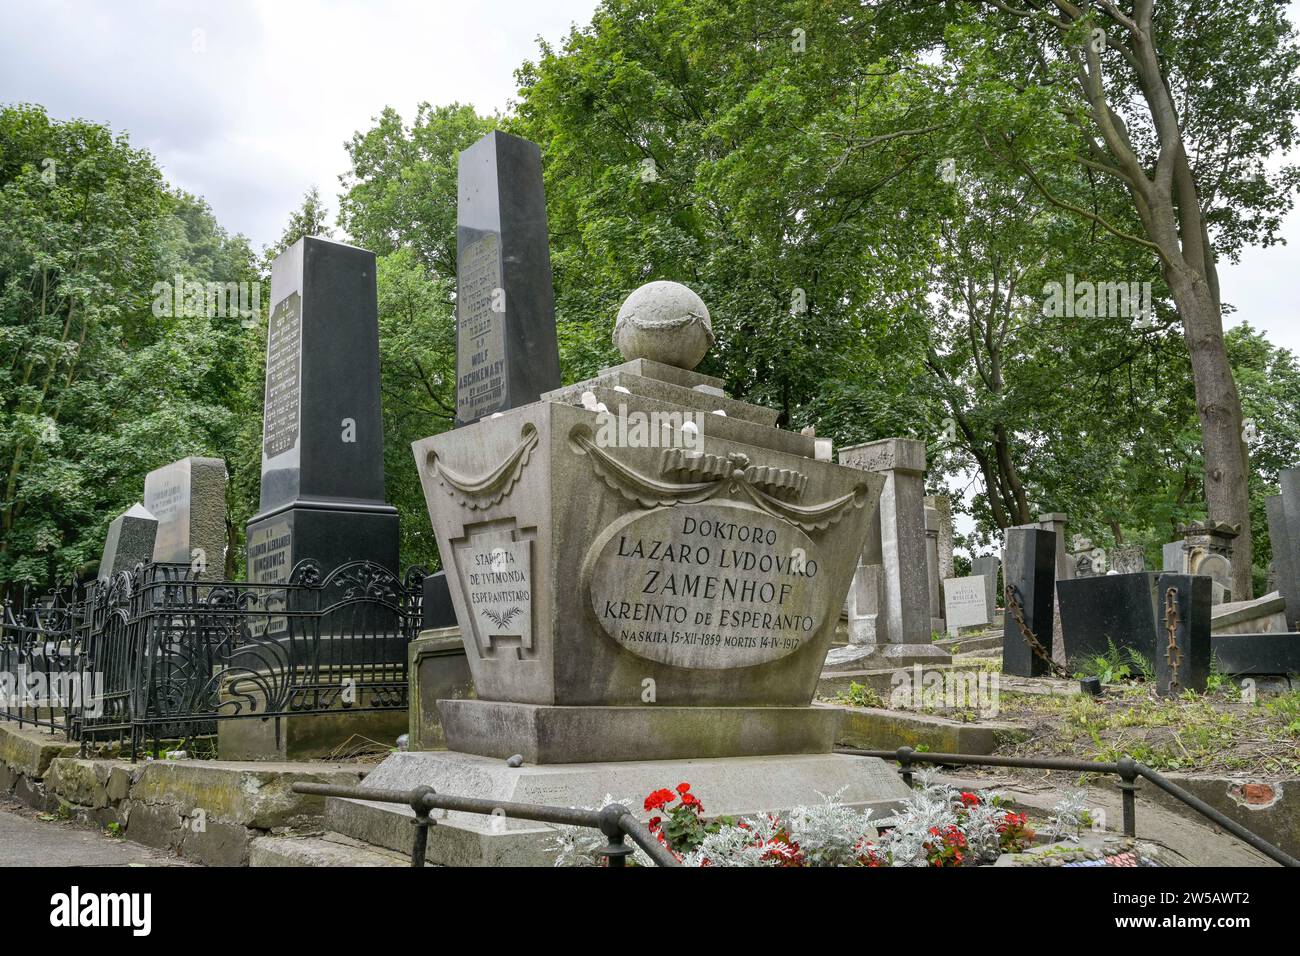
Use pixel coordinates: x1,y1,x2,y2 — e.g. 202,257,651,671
1,560,425,759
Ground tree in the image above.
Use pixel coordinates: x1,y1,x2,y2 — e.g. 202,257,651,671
928,0,1300,597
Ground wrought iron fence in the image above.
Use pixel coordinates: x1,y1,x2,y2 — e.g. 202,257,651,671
1,560,425,759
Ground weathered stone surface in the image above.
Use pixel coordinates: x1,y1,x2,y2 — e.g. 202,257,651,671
822,703,1029,756
413,399,880,709
439,700,836,763
614,280,714,370
249,833,411,867
943,575,993,634
971,554,1000,612
98,503,157,581
1266,493,1297,628
409,626,475,752
143,455,227,576
326,750,912,864
0,722,79,779
1212,591,1288,636
217,709,408,761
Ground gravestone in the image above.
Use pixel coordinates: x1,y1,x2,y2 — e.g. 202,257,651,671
1211,591,1288,636
245,236,399,588
1162,540,1184,572
925,505,945,633
454,130,561,425
1265,494,1298,628
421,571,457,631
98,504,158,581
329,278,913,863
143,456,227,578
971,554,1001,611
925,494,954,582
1038,512,1072,666
828,438,949,668
1211,632,1300,675
943,575,993,635
1002,528,1056,677
1056,573,1160,671
1155,573,1211,695
1110,546,1146,574
1180,520,1237,604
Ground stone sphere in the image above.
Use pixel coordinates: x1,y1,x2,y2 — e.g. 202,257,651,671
613,280,714,370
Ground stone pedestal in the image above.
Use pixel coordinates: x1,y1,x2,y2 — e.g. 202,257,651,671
325,750,912,865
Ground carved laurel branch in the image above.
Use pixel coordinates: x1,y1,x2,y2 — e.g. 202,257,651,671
426,423,538,510
568,425,867,532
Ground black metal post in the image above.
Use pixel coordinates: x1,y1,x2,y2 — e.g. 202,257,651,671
408,785,436,868
896,746,915,788
1117,756,1138,838
597,804,634,868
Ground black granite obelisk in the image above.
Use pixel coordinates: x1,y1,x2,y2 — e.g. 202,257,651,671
246,236,399,598
454,130,561,426
1002,528,1057,677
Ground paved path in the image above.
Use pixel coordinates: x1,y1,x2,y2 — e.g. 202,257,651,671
0,799,188,867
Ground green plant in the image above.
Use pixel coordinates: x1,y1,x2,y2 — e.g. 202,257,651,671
1074,639,1152,685
837,681,884,709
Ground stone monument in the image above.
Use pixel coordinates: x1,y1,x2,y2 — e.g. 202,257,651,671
454,130,561,424
1002,527,1056,677
943,575,993,636
825,439,950,669
143,456,227,578
98,504,158,581
245,235,399,589
971,554,1001,613
328,270,910,862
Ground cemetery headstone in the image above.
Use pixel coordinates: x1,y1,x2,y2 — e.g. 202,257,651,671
98,504,158,581
972,554,1001,612
1056,573,1160,671
943,575,993,635
245,236,399,589
421,571,457,631
1038,512,1072,666
1269,482,1300,628
925,494,954,582
1003,527,1056,677
1110,546,1146,574
1162,540,1185,572
1211,632,1300,675
143,456,227,578
454,130,561,425
830,438,949,667
1155,573,1211,695
925,504,945,633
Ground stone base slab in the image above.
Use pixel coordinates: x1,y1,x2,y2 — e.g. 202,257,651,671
325,749,913,865
437,700,836,763
822,642,952,672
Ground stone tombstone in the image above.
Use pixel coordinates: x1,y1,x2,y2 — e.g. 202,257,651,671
1002,527,1057,677
1265,494,1298,628
1162,540,1185,572
943,575,992,635
412,280,887,757
925,504,944,632
1056,573,1160,671
143,456,227,578
829,438,948,667
245,236,399,596
925,494,954,582
971,554,1000,612
98,504,158,581
1110,546,1146,574
1155,573,1212,695
1211,631,1300,675
421,570,457,631
454,130,561,426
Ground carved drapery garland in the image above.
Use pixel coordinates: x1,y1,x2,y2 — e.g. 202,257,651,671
425,423,539,510
568,425,867,533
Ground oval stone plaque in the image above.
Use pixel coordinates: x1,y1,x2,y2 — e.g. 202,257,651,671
586,501,828,669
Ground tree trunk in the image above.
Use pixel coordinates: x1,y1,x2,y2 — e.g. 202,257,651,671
1167,268,1253,598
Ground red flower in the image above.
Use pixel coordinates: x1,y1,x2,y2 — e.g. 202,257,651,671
644,788,676,812
676,782,691,794
960,792,980,807
648,816,662,831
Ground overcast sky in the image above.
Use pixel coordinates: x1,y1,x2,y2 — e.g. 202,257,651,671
0,0,1295,353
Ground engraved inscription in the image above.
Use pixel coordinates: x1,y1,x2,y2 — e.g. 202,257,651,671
263,292,302,459
456,233,506,422
587,502,828,669
247,518,292,636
